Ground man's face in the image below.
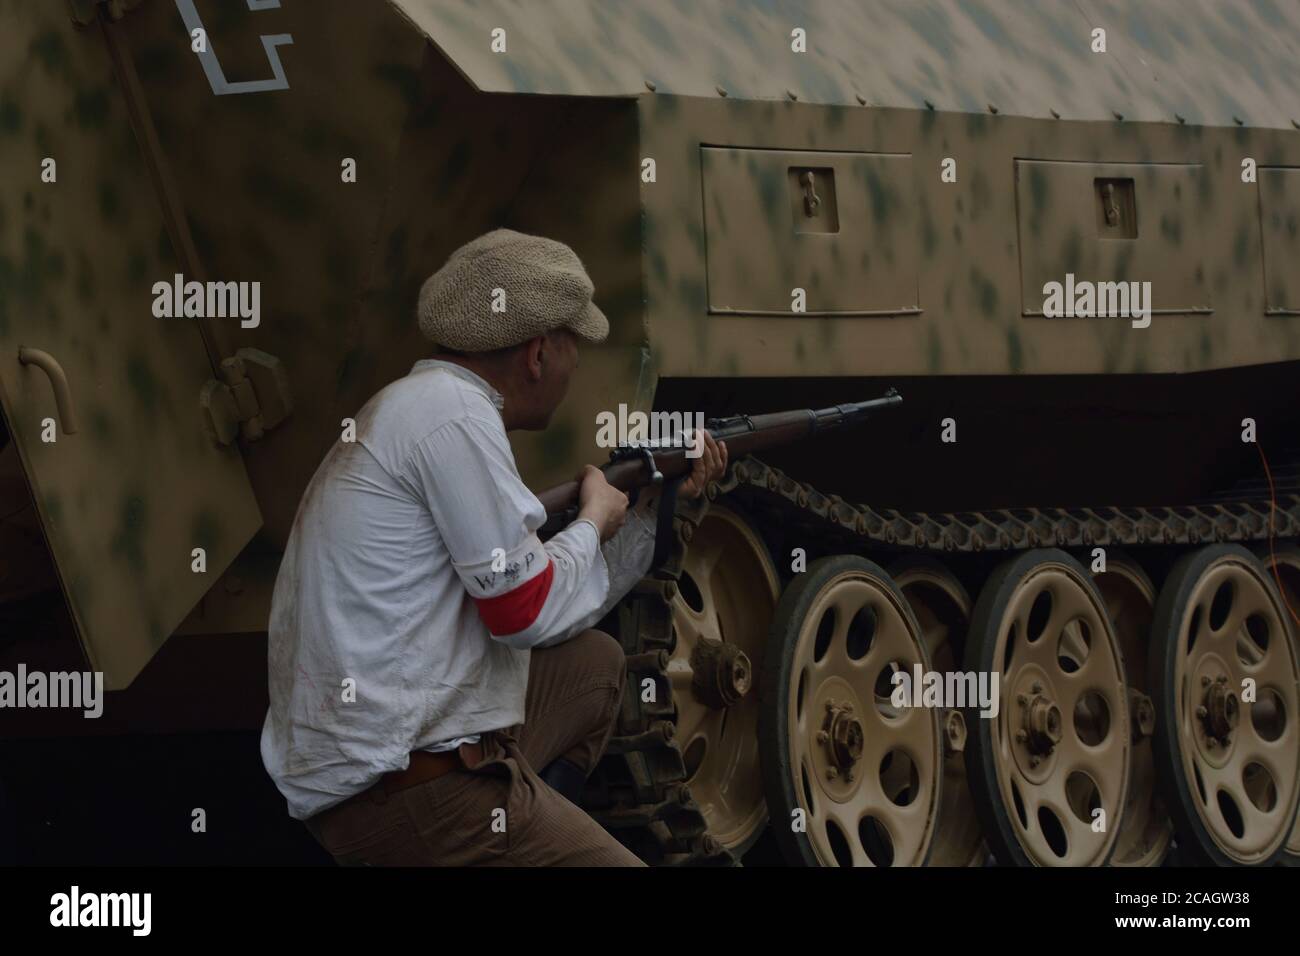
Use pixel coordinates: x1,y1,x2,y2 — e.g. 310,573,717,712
520,328,579,429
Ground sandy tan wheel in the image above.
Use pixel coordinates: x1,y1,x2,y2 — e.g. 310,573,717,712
1151,544,1300,865
1093,553,1173,867
891,555,986,866
667,503,779,854
1254,542,1300,863
965,549,1130,866
761,555,942,866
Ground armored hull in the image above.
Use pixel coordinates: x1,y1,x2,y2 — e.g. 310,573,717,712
1,0,1298,866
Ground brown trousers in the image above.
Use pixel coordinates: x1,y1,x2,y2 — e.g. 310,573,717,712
304,630,644,866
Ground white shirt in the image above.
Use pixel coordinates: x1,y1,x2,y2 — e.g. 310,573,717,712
260,359,656,820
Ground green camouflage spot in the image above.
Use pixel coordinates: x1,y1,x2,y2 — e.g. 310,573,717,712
75,251,95,303
1114,243,1134,284
0,94,21,134
33,121,53,155
88,408,112,442
1028,165,1049,235
1199,329,1212,364
373,63,422,111
926,325,942,373
133,44,182,84
1061,228,1082,271
1006,326,1023,373
98,180,122,221
191,509,221,557
1233,224,1250,266
189,217,216,262
541,420,576,469
1159,215,1182,243
443,140,471,185
110,494,148,571
242,166,312,222
650,250,667,284
970,168,992,220
44,494,63,523
127,248,148,283
921,205,938,257
73,88,110,129
685,221,705,258
970,267,998,317
126,354,163,411
30,29,70,76
863,167,894,225
755,164,782,221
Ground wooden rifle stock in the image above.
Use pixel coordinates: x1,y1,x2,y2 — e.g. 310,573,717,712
535,389,902,521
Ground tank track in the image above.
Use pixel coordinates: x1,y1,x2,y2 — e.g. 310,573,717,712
588,454,1300,865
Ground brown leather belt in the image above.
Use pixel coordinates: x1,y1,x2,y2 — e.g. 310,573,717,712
379,742,484,796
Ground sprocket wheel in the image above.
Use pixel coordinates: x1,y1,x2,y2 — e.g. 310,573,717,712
665,503,780,855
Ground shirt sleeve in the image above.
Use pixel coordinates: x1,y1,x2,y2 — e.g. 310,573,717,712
405,416,613,650
533,492,659,647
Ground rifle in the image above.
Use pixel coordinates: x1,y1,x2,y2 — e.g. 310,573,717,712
536,389,902,541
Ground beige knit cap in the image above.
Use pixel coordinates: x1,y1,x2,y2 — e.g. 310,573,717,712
417,229,609,351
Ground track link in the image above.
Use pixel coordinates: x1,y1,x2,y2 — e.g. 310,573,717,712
589,455,1300,864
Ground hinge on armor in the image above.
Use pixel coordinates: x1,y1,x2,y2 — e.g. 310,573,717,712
200,348,292,445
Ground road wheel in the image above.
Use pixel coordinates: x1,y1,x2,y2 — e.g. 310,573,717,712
891,555,985,866
1093,552,1173,866
965,549,1130,866
1150,544,1300,866
761,555,942,866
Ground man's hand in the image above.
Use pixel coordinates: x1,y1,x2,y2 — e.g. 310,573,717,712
576,464,629,542
679,430,727,500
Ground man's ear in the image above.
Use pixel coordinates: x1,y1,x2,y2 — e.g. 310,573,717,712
522,335,546,382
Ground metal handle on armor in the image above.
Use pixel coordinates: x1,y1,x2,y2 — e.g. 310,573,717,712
17,347,79,435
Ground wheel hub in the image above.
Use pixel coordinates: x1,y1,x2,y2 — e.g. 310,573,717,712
818,698,865,775
1199,675,1238,744
690,637,752,709
1024,692,1064,755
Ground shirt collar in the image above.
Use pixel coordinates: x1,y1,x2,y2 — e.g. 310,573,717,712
411,358,505,411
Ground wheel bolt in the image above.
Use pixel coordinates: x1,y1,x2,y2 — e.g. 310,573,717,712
816,731,828,744
1017,695,1028,707
825,699,836,712
1016,729,1028,743
1216,675,1227,684
826,767,838,780
1196,705,1208,718
1032,683,1042,694
1029,756,1040,768
1202,676,1211,687
845,770,854,782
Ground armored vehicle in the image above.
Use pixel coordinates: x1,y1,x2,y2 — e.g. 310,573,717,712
2,0,1298,866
